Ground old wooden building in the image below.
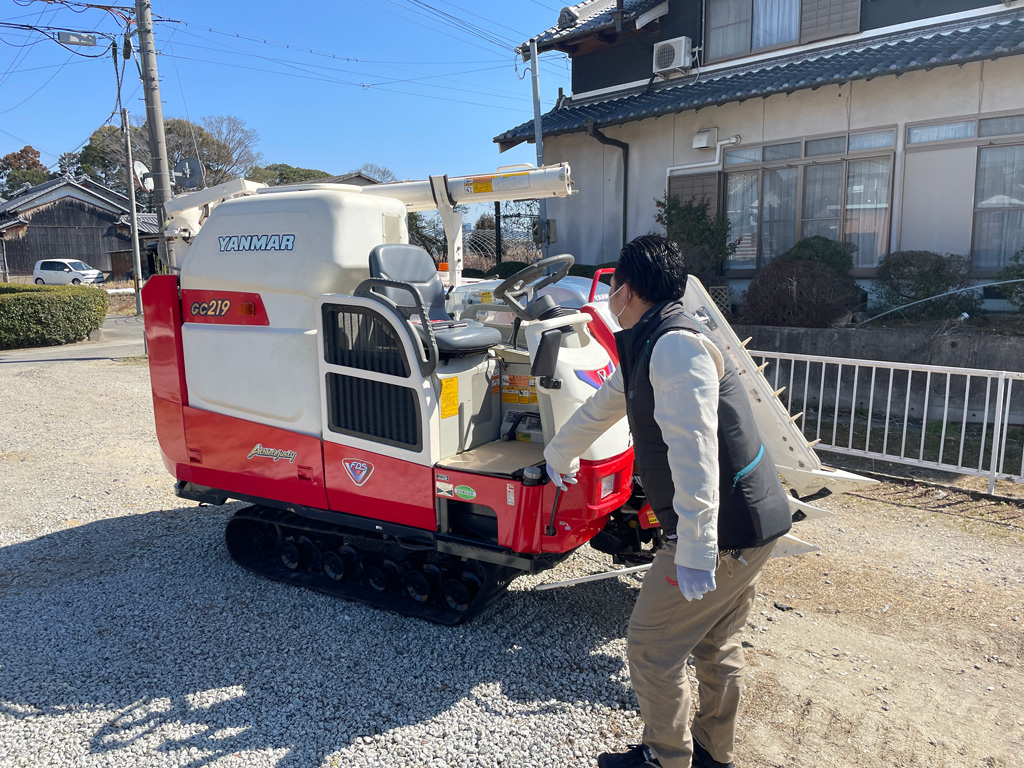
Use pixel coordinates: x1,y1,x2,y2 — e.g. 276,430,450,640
0,175,139,281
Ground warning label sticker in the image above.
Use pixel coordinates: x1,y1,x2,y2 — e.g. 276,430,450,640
492,172,530,192
436,481,455,498
465,176,493,195
440,377,459,419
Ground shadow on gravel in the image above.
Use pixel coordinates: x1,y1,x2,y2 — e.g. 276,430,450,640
0,504,639,767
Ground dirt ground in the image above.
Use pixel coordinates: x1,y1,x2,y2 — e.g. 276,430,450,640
738,479,1023,768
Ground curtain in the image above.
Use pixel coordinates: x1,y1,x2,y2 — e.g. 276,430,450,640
845,158,892,268
726,171,759,269
907,121,975,145
972,145,1024,269
760,167,798,264
710,0,752,59
752,0,799,49
802,163,844,241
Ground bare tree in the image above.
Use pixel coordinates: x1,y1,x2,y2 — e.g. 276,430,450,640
202,115,263,180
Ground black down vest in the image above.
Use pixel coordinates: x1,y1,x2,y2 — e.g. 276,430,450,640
615,301,792,550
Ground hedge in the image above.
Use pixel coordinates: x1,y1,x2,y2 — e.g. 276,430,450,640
0,284,109,349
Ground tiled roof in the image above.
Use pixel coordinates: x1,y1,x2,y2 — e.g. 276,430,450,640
0,175,129,216
116,213,160,234
497,10,1024,148
527,0,668,51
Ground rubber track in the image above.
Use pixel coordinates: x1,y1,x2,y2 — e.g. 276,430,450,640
224,505,520,625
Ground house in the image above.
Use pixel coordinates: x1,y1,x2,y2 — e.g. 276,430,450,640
0,175,140,282
496,0,1024,300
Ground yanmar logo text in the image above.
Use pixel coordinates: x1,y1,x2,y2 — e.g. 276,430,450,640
218,234,295,252
247,444,298,463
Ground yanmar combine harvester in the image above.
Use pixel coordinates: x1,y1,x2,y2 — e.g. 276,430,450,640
142,163,873,624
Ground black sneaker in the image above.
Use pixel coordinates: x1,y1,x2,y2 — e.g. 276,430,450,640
597,743,662,768
692,739,734,768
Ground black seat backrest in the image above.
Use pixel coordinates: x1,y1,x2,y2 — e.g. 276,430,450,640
368,244,450,323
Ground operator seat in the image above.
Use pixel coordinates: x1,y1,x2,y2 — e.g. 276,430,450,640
368,244,502,357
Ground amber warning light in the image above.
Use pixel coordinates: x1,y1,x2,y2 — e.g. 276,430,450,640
238,302,256,317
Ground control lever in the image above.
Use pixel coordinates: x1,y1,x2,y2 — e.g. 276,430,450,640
545,486,562,536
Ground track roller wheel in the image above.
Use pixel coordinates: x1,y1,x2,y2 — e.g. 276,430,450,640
367,559,401,593
322,551,346,582
278,540,302,571
251,523,279,557
404,570,433,603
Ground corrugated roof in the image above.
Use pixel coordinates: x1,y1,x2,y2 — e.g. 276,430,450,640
527,0,668,51
497,10,1024,148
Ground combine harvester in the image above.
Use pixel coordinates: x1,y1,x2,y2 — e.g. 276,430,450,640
142,163,874,623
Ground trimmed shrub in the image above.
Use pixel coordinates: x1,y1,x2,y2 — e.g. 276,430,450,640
483,261,530,280
739,237,861,328
995,246,1024,312
461,268,488,278
780,235,855,275
0,284,109,349
875,250,981,318
738,259,862,328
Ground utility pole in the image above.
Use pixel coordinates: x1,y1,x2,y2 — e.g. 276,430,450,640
122,109,144,316
529,39,549,259
135,0,174,268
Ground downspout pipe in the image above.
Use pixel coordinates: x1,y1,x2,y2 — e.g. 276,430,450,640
586,119,629,249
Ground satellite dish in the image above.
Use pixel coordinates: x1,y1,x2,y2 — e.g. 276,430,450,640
173,157,205,189
133,160,154,192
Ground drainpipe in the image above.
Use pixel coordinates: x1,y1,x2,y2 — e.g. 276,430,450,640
586,119,630,249
0,235,8,282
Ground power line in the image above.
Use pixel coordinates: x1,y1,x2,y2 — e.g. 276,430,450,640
0,50,74,115
153,51,528,113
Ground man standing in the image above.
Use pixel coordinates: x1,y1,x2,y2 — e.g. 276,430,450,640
543,235,792,768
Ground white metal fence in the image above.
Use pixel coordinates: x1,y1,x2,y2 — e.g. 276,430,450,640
750,351,1024,493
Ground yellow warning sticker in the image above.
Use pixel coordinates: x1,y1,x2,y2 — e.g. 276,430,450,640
480,290,493,304
464,176,493,195
440,377,459,419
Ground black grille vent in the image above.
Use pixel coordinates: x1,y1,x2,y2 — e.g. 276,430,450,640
326,373,421,449
323,306,409,377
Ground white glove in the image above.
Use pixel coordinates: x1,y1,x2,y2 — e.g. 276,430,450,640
545,462,578,492
672,564,717,601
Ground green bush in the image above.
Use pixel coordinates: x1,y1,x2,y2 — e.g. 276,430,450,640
0,284,109,349
483,261,530,280
995,246,1024,312
654,194,736,286
875,250,981,318
738,237,861,328
461,268,488,278
568,261,617,281
780,235,855,275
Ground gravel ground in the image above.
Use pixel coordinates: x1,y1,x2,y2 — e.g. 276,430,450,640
1,333,1021,768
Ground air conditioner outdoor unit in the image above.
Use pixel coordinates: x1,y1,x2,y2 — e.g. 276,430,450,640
653,36,692,76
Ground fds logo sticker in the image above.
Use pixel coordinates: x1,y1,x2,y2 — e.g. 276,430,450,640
342,458,374,487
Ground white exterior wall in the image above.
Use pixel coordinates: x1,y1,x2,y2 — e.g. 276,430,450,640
541,58,1024,266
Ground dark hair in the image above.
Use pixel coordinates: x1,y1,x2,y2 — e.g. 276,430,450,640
613,234,688,303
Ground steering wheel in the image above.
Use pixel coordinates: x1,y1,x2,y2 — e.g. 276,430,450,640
492,253,575,321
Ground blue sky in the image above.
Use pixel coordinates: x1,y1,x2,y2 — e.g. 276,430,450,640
0,0,571,182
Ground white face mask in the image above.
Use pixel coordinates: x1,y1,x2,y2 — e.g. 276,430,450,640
609,283,630,319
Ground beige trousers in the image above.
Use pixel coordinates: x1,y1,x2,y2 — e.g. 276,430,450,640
626,539,775,768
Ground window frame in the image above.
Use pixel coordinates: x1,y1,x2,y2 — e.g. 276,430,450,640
718,127,897,277
906,110,1024,275
706,0,803,64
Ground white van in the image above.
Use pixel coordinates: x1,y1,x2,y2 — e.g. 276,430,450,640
33,259,105,285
